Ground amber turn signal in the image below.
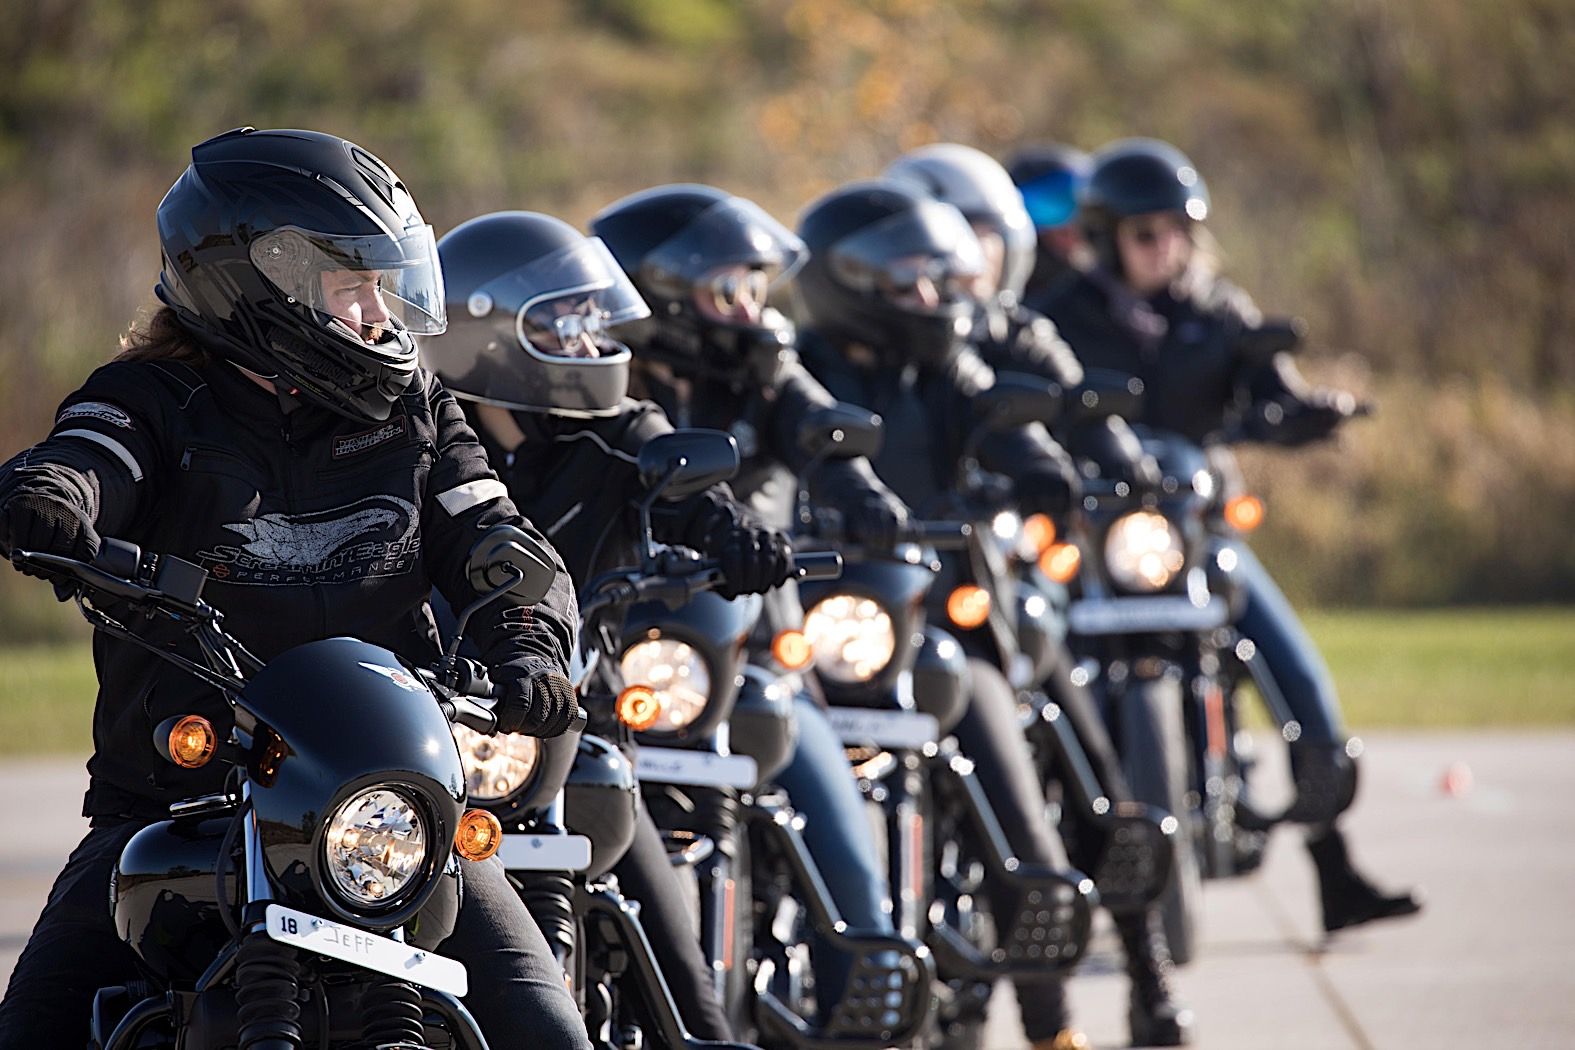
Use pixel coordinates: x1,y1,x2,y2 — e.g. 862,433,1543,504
771,629,813,670
946,584,992,630
1224,494,1265,532
168,714,217,769
1039,542,1082,584
454,808,504,862
1023,513,1058,555
617,685,662,731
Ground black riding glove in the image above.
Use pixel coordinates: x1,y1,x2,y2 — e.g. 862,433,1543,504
0,493,100,573
495,666,581,737
1014,463,1079,519
843,493,909,551
713,523,793,600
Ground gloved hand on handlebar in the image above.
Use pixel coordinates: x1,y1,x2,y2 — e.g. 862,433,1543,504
1013,461,1079,519
843,492,910,551
712,521,794,600
495,665,581,737
1247,390,1367,446
0,492,101,573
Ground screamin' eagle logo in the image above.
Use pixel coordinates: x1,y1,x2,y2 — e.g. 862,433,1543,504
198,495,420,586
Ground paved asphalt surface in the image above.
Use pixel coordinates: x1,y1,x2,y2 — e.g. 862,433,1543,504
3,731,1572,1048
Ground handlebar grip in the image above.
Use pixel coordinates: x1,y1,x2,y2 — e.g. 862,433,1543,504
791,550,844,581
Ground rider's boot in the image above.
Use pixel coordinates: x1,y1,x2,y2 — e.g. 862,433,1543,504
1308,825,1423,933
1024,978,1090,1050
1115,910,1193,1047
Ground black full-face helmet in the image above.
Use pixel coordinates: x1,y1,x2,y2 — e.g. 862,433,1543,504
423,212,649,416
155,127,447,423
883,143,1036,306
1081,138,1210,272
590,184,807,390
795,179,985,368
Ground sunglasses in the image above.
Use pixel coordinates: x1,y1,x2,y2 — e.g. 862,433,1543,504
708,268,771,317
1121,216,1190,248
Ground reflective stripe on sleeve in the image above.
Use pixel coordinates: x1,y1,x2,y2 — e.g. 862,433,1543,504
56,429,145,482
436,478,509,516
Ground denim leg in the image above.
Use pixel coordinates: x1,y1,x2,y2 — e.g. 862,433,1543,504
440,856,591,1050
1233,542,1345,744
775,697,895,934
0,821,144,1050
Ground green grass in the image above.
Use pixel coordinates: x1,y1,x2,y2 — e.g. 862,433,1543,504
1299,608,1575,728
1,608,1572,755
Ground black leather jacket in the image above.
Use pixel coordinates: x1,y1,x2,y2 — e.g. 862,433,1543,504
0,359,577,818
1041,269,1330,445
795,332,1078,519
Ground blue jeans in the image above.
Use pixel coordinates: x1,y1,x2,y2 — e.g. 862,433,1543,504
1232,541,1345,745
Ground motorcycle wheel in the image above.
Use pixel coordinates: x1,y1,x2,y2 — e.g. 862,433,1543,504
1116,675,1203,966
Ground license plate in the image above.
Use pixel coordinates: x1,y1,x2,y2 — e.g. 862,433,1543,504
635,747,759,789
497,833,593,872
264,903,467,997
826,707,939,749
1067,596,1229,636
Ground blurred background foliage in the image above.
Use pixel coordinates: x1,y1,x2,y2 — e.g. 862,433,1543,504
1,0,1572,641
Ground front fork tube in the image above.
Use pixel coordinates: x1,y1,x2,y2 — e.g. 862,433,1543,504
880,753,930,942
694,786,742,1000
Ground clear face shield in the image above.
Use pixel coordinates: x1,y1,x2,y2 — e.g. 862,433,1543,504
251,224,447,345
827,199,987,317
638,195,808,323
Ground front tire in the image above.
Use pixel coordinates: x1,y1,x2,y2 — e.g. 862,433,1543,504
1116,674,1203,966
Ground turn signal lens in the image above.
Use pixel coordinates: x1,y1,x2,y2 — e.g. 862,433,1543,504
946,584,992,630
1224,494,1265,532
1023,513,1058,555
454,808,503,862
1040,542,1082,584
168,715,216,769
617,685,662,731
771,629,813,671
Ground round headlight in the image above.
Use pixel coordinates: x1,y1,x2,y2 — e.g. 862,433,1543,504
323,787,428,908
453,724,540,803
803,593,896,684
1104,510,1186,592
619,637,712,734
991,510,1027,560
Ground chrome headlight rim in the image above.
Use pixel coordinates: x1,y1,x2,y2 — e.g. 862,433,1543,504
618,634,715,737
802,590,898,686
1103,509,1187,593
452,724,542,807
319,783,435,914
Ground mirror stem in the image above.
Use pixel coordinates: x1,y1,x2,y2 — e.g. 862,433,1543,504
443,564,525,687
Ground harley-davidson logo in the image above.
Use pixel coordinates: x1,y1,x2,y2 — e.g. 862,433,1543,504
332,417,407,459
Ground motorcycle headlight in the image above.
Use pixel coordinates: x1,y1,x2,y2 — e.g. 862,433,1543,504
619,637,712,734
452,724,540,804
323,787,428,908
1104,510,1186,592
803,593,896,684
991,510,1027,560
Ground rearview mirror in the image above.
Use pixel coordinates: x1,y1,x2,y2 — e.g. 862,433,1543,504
796,403,884,461
466,525,559,605
637,429,740,502
1236,317,1307,362
976,371,1065,432
1064,369,1145,426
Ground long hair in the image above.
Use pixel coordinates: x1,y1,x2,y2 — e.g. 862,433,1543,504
115,305,211,365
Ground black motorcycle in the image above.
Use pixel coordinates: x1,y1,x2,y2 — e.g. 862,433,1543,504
791,402,1096,1050
14,523,563,1050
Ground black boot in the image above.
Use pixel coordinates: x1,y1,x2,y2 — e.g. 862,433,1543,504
1114,910,1193,1047
1308,826,1423,933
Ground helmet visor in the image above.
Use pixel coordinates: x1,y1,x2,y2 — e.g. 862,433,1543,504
251,224,447,338
828,200,985,314
500,238,650,358
643,197,808,299
1018,167,1086,230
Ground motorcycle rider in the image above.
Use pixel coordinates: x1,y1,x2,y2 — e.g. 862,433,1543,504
791,177,1092,1050
0,128,589,1049
588,183,917,1012
885,142,1193,1047
1038,137,1422,935
1006,143,1094,311
420,209,797,1043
